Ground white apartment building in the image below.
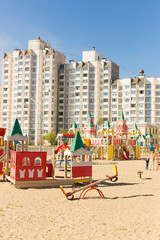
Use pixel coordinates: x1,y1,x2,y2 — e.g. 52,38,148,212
1,38,160,146
110,71,160,127
1,37,66,144
58,47,119,132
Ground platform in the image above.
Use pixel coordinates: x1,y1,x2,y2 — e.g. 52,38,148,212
6,176,74,188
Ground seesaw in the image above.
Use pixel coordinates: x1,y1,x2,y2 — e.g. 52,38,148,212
60,165,118,200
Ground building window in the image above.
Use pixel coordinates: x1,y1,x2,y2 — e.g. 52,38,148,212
22,157,30,166
34,157,41,166
83,67,88,71
145,104,151,109
145,117,151,123
112,86,117,90
145,110,151,115
145,90,151,95
145,84,151,89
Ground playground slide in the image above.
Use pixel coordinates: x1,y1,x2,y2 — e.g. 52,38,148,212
55,144,70,154
123,150,130,160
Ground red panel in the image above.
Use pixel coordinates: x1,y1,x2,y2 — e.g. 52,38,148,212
0,149,4,156
46,163,52,177
128,139,134,145
0,162,3,174
0,128,6,137
63,134,75,138
10,151,47,181
72,166,92,178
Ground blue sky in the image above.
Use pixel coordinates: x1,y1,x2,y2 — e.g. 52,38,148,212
0,0,160,80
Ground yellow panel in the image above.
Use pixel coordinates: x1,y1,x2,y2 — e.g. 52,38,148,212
136,145,140,158
98,146,102,157
74,179,90,183
113,165,117,175
84,139,90,147
107,145,113,160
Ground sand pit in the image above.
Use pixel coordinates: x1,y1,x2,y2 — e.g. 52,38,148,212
0,160,160,240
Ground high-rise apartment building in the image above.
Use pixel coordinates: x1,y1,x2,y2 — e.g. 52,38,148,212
110,71,160,127
58,47,119,132
1,37,66,144
1,38,160,146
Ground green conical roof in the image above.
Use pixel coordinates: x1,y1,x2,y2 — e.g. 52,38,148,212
132,123,138,130
145,134,153,139
87,120,94,128
72,122,77,129
104,120,110,128
136,135,145,141
120,111,125,120
9,118,23,137
88,112,91,119
70,131,85,152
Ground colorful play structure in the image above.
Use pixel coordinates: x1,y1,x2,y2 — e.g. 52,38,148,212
0,110,154,189
0,118,93,188
83,111,153,160
53,131,92,183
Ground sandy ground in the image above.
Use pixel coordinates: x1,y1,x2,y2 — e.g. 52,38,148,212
0,160,160,240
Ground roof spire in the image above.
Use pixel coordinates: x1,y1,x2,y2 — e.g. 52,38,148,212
104,120,110,128
70,132,85,152
132,123,138,130
9,118,23,137
72,122,77,129
120,110,125,120
88,112,91,119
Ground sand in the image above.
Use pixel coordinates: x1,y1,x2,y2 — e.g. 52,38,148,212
0,160,160,240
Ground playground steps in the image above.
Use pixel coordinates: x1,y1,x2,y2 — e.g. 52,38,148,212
6,176,74,188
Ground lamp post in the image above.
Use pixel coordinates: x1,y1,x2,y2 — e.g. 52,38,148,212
39,111,43,151
30,97,43,151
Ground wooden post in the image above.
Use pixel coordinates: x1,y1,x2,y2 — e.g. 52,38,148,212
22,141,24,152
52,149,55,178
6,141,9,176
3,141,7,180
71,155,74,163
82,155,85,162
101,146,103,160
71,155,74,179
4,140,7,155
25,140,28,151
16,144,20,152
64,155,67,178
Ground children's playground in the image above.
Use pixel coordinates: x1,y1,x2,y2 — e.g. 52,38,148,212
0,111,155,189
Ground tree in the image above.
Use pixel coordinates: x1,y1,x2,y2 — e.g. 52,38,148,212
97,117,104,125
58,129,68,144
58,130,68,134
45,132,57,146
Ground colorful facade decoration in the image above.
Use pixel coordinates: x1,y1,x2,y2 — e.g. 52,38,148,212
115,111,128,136
84,112,96,138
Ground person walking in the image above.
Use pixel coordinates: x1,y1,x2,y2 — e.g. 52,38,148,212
145,158,150,170
155,151,159,171
149,151,155,171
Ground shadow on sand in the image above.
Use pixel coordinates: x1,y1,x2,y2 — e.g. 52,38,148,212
69,194,154,200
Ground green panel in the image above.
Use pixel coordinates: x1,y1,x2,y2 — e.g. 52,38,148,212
9,118,23,137
70,131,85,152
